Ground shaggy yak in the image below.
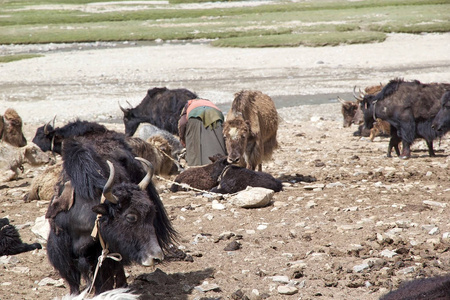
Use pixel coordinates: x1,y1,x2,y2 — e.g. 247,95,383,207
0,108,27,147
120,87,198,136
360,78,450,158
223,90,278,171
0,217,42,256
46,128,177,295
25,162,62,201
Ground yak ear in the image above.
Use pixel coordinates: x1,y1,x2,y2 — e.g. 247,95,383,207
92,203,109,216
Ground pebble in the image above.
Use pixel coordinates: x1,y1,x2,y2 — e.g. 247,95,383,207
353,263,369,273
194,282,221,293
211,200,225,210
380,249,397,258
423,200,447,208
305,200,317,209
277,285,298,295
271,275,290,283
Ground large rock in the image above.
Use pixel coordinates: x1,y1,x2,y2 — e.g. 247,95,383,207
229,187,274,208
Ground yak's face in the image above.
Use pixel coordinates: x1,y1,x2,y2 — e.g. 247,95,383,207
122,109,139,136
23,144,52,166
93,183,163,267
223,118,250,165
432,92,450,132
341,102,360,127
32,125,63,153
360,95,376,129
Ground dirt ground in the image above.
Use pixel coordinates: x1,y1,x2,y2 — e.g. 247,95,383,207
1,32,450,300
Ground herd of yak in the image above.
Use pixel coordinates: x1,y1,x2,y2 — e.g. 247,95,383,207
0,78,450,298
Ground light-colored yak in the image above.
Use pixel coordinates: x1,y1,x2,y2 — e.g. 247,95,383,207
223,90,278,171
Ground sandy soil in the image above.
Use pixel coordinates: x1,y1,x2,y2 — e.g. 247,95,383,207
1,33,450,300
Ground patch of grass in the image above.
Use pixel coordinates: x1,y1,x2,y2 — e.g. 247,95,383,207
0,54,43,63
0,0,448,47
211,31,387,48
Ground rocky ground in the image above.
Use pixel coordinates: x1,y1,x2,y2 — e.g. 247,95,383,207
1,115,450,300
0,32,450,300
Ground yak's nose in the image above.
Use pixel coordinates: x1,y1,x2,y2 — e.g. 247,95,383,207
141,251,164,266
227,157,240,164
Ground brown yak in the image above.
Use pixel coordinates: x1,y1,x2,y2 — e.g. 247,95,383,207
0,108,27,147
223,90,278,171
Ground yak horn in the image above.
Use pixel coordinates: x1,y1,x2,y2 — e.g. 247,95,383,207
135,157,154,191
337,96,347,104
126,100,133,108
118,101,128,113
353,86,364,101
103,160,118,203
44,115,57,135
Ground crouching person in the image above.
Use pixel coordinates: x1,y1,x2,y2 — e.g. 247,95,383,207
178,99,226,166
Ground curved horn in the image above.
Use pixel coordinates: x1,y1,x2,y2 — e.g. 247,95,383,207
337,96,347,104
44,115,56,135
118,101,128,113
353,86,364,101
126,100,133,108
103,160,118,203
135,157,154,190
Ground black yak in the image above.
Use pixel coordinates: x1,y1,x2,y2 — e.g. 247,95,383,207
46,127,176,295
120,87,197,136
432,91,450,132
210,165,283,194
360,79,450,158
0,217,42,256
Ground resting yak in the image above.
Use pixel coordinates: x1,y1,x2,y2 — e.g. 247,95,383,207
0,108,27,147
0,217,42,256
360,78,450,158
45,126,176,295
120,87,197,136
223,90,278,171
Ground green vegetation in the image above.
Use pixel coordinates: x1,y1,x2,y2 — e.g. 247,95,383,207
0,54,43,63
0,0,449,47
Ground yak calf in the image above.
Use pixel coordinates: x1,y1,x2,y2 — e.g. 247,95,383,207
0,217,42,256
210,165,282,194
170,154,228,192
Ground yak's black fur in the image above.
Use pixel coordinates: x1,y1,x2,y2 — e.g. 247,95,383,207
32,119,107,154
380,274,450,300
361,78,450,158
210,165,283,194
170,154,228,192
121,87,197,136
0,217,42,256
432,91,450,132
46,129,176,295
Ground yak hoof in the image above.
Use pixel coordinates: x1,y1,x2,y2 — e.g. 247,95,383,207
399,155,410,160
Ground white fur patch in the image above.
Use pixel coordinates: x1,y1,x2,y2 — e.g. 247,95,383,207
228,127,240,140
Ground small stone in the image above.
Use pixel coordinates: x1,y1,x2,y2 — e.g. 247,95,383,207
277,285,298,295
194,282,221,292
272,275,290,283
211,200,225,210
306,200,317,209
224,241,241,251
353,263,369,273
423,200,447,208
380,249,397,258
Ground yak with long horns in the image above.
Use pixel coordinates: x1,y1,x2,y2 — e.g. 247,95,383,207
46,129,177,295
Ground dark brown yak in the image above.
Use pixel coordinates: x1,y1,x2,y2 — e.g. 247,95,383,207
360,79,450,158
223,90,278,171
0,108,27,147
